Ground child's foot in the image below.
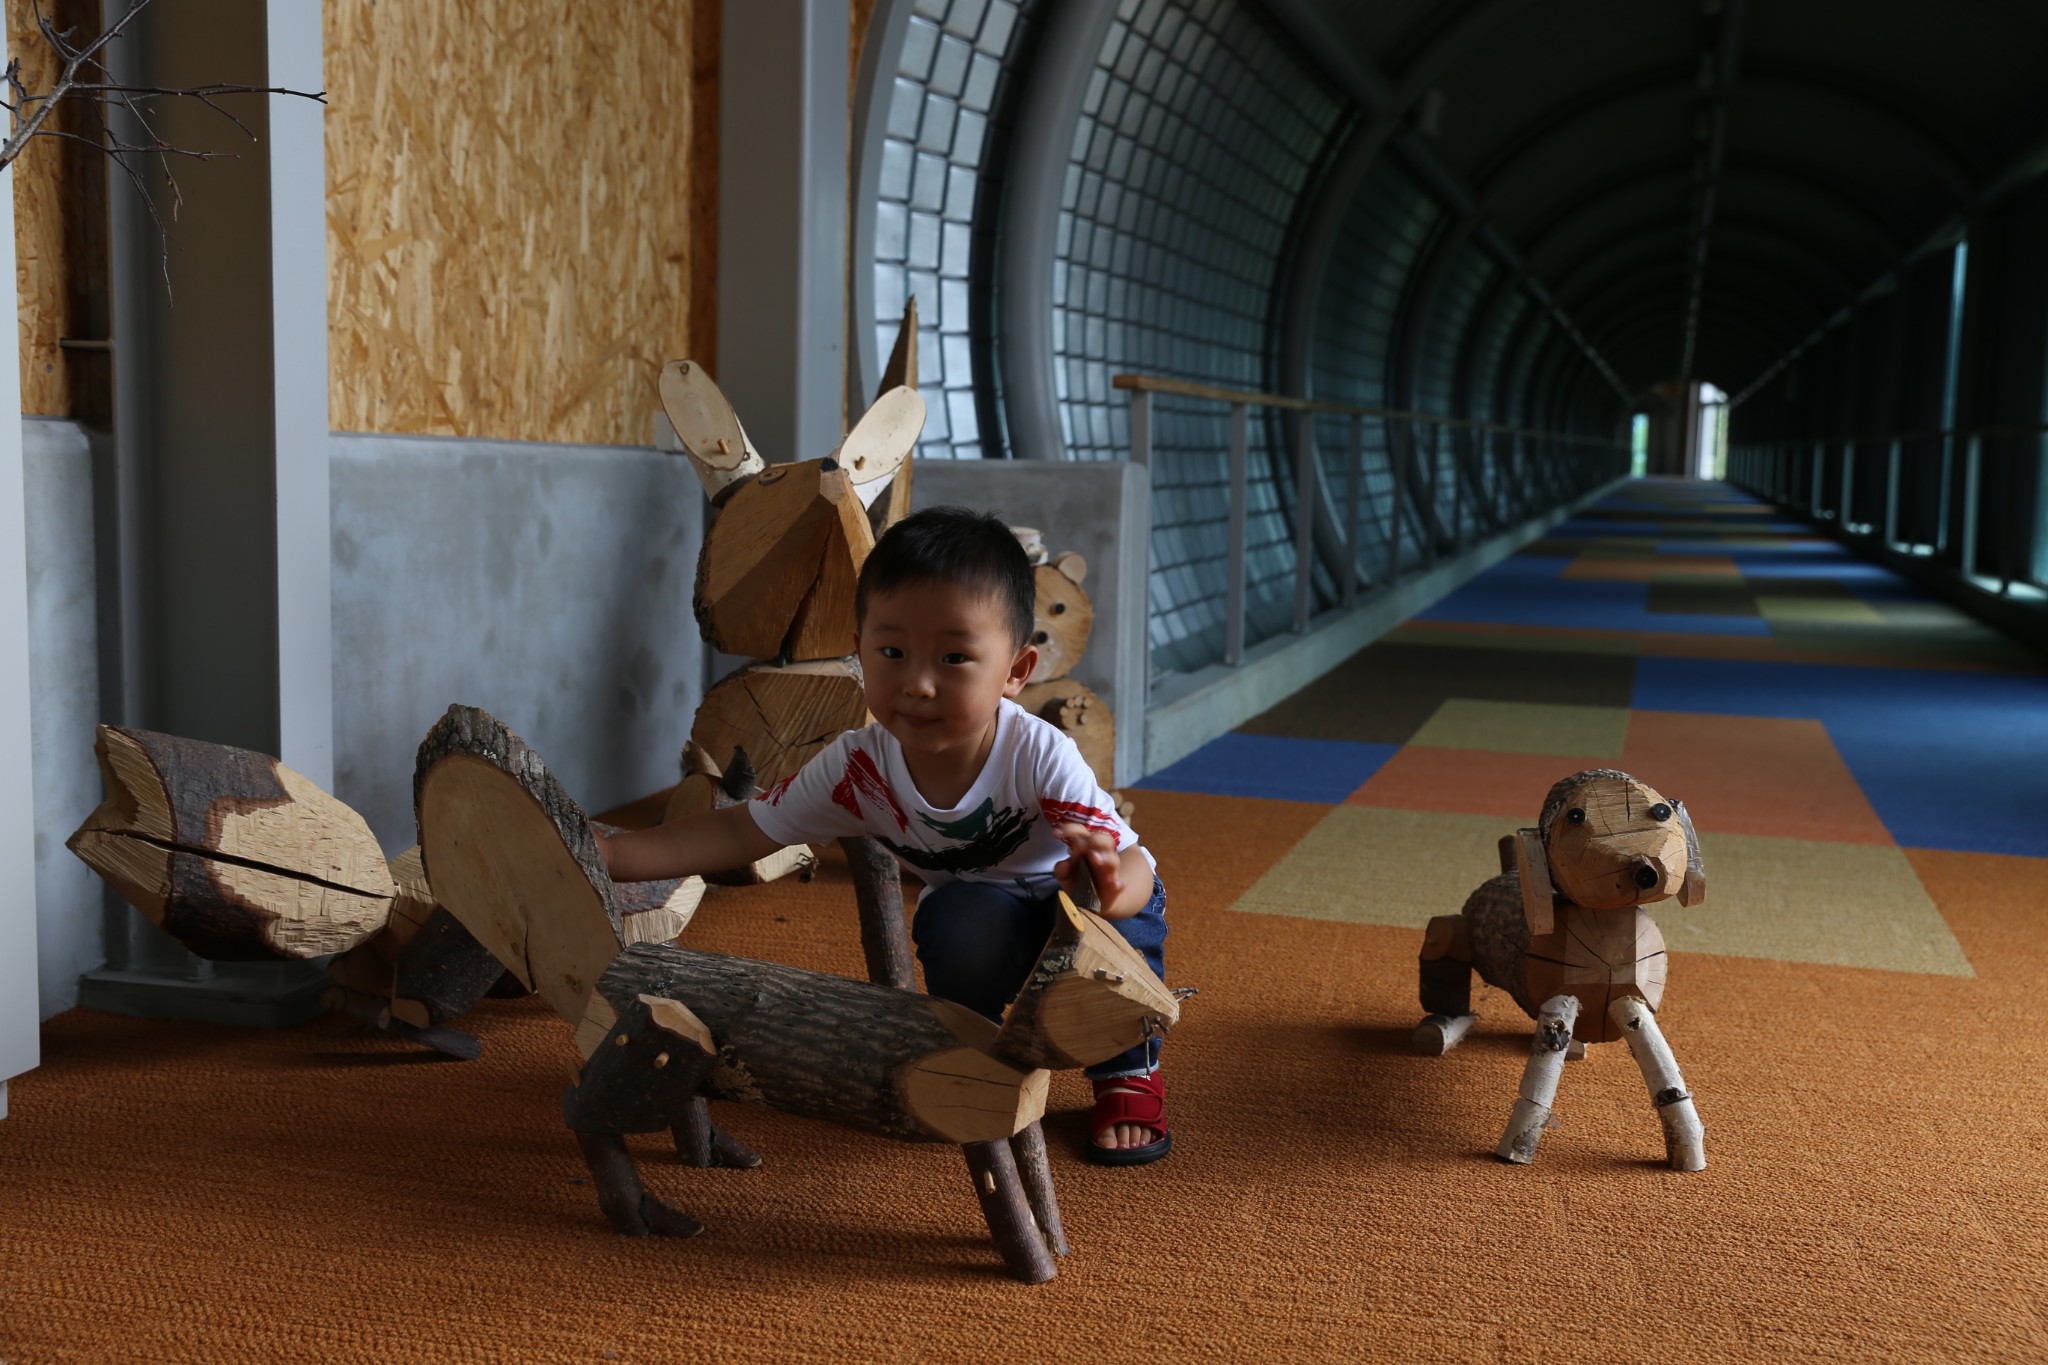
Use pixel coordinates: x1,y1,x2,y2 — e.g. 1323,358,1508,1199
1086,1073,1172,1166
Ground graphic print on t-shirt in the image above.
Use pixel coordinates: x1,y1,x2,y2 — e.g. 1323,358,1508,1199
881,796,1035,874
829,748,908,831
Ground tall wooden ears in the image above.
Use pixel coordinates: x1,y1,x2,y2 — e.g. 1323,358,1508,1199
1675,799,1706,907
1512,827,1556,936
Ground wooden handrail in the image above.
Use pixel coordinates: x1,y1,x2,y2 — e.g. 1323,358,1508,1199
1110,372,1620,445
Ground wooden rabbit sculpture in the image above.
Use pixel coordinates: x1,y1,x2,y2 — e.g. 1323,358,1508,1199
1412,767,1709,1170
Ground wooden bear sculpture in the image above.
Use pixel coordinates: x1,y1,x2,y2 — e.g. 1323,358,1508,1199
1412,767,1709,1170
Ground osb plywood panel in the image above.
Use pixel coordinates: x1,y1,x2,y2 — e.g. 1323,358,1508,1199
326,0,718,445
9,0,108,419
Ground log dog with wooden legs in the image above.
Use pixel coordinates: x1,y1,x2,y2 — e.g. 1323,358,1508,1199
417,703,1181,1282
1413,768,1710,1171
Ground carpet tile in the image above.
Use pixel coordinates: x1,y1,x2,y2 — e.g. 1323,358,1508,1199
1140,732,1400,804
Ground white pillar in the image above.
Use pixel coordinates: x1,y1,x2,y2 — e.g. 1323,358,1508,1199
0,23,42,1111
79,0,332,1025
717,0,850,462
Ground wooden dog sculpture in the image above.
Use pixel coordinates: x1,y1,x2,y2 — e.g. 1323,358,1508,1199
1412,768,1709,1170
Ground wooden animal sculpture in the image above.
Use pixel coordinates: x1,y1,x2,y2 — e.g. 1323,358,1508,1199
415,703,1182,1283
1412,767,1709,1170
64,723,703,1059
658,316,927,989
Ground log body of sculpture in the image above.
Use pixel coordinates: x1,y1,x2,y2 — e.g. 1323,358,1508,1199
416,702,1181,1283
1413,767,1711,1170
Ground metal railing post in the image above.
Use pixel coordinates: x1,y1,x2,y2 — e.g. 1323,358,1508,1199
1128,388,1152,467
1961,432,1982,577
1225,402,1248,667
1425,422,1440,570
1292,408,1314,633
1344,413,1363,605
1447,425,1464,549
1387,419,1405,588
1884,439,1901,546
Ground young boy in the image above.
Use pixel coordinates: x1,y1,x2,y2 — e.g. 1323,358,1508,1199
599,506,1172,1165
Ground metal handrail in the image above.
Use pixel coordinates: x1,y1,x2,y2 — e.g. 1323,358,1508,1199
1113,372,1626,674
1111,372,1622,441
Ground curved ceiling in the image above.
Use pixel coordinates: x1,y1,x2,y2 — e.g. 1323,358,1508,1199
1296,0,2048,396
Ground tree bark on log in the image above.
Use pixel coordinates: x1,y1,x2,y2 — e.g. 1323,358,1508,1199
585,944,1049,1145
68,724,394,960
414,705,624,1028
671,1096,762,1169
990,893,1180,1072
575,1131,705,1239
841,835,915,991
963,1138,1059,1283
1008,1121,1069,1258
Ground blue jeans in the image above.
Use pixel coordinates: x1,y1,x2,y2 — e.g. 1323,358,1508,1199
911,877,1169,1080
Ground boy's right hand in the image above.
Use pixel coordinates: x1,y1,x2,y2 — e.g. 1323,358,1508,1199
1051,822,1121,911
603,803,782,883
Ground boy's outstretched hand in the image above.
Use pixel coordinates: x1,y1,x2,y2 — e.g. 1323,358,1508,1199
1052,823,1150,919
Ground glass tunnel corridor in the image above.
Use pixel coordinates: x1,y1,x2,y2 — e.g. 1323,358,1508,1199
10,0,2048,1358
12,479,2048,1360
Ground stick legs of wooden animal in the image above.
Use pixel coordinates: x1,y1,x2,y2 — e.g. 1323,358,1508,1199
840,834,916,991
1609,996,1707,1171
574,952,1065,1281
1495,994,1579,1164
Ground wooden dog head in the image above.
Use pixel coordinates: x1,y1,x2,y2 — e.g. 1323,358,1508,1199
1510,768,1705,933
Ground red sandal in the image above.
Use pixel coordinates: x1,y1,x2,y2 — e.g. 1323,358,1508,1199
1087,1072,1172,1167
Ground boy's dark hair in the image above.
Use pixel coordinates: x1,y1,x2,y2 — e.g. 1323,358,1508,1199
855,506,1036,649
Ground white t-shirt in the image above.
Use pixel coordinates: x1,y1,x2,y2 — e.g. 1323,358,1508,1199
748,698,1149,898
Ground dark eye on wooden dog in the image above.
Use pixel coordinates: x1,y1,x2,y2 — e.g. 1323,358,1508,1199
1650,803,1672,821
1566,808,1585,825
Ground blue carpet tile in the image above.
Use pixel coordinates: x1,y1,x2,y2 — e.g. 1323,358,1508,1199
1139,732,1401,804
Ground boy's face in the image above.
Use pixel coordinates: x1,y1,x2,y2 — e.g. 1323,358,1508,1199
856,579,1037,768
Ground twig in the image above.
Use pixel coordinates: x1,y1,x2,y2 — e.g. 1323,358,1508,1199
0,0,327,290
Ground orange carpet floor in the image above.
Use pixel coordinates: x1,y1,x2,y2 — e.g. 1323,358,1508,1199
5,480,2047,1361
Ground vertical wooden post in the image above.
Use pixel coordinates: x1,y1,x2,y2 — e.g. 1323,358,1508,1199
1225,402,1248,666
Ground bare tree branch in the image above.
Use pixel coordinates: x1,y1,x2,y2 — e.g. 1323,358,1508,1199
1,0,327,290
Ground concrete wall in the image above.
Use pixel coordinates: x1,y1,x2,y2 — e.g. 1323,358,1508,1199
910,459,1150,784
23,426,709,1023
330,433,707,852
24,419,109,1022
